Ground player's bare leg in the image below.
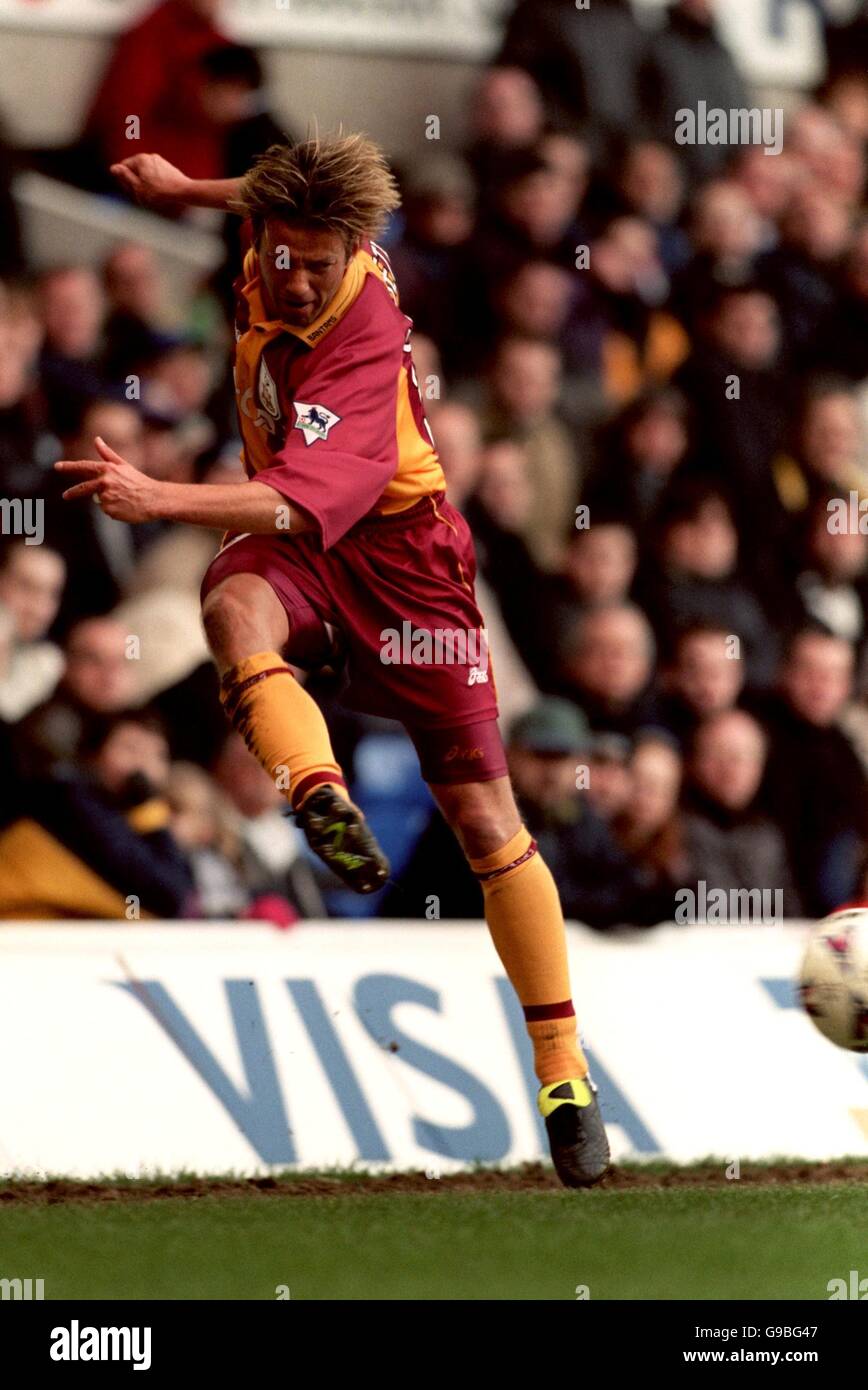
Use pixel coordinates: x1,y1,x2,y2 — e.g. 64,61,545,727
203,573,389,893
429,775,610,1187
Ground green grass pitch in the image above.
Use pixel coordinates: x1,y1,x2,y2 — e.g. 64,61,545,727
1,1169,866,1299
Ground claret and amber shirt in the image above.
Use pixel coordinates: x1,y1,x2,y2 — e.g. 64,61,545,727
232,236,445,549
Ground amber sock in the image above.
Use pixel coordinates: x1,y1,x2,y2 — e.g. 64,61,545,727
220,650,345,811
470,826,588,1086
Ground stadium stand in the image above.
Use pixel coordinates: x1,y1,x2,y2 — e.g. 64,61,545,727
0,0,866,924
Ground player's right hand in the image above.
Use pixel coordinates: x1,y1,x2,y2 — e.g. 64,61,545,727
110,153,191,209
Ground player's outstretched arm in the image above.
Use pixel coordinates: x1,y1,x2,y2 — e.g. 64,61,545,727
54,439,315,535
111,154,244,213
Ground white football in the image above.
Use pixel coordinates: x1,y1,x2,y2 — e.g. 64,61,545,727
800,908,868,1052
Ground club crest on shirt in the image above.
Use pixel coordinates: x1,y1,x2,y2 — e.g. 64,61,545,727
370,241,399,305
257,355,281,425
293,401,341,446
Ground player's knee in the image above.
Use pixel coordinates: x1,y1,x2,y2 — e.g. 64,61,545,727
202,586,243,664
437,781,522,860
201,575,286,670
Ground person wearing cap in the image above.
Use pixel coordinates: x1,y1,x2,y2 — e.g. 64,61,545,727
507,700,660,927
387,697,660,930
585,731,633,823
389,155,476,362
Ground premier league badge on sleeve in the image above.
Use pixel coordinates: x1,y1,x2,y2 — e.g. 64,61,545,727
293,402,342,446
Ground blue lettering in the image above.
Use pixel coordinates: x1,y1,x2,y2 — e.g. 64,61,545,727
115,978,296,1162
354,973,511,1161
286,979,390,1160
495,977,660,1154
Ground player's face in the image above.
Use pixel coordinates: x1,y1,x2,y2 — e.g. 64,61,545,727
258,219,355,327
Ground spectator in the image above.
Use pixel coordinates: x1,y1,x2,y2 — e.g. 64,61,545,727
212,733,325,918
823,69,868,146
659,622,746,748
760,183,852,354
645,479,779,685
809,222,868,383
17,616,137,777
680,709,802,919
562,522,638,609
385,697,656,926
614,732,684,901
755,627,867,915
789,103,866,213
536,130,592,197
614,140,691,275
772,376,868,532
538,523,639,684
463,66,546,194
390,156,476,355
469,151,587,293
37,266,107,433
0,282,47,497
0,710,194,919
558,601,662,736
84,0,230,186
794,494,868,649
0,541,65,723
588,216,689,403
674,283,791,551
431,401,483,510
167,761,247,917
585,732,633,824
640,0,749,181
48,395,151,625
488,259,607,417
101,242,176,382
730,145,802,233
583,386,692,536
672,181,766,331
0,113,24,278
499,0,647,143
471,336,582,570
429,405,539,724
199,42,289,180
167,759,300,923
474,438,536,542
464,436,555,685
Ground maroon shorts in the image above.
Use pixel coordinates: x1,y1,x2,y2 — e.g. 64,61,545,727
201,493,507,784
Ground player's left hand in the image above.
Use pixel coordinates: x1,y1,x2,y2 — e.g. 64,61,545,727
54,438,160,523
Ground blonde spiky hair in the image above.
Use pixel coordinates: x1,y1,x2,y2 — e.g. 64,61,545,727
233,132,401,247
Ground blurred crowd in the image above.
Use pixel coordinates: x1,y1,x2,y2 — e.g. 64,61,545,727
1,0,868,925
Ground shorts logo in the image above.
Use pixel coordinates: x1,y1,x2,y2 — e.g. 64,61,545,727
445,746,484,762
293,401,341,446
468,667,488,685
